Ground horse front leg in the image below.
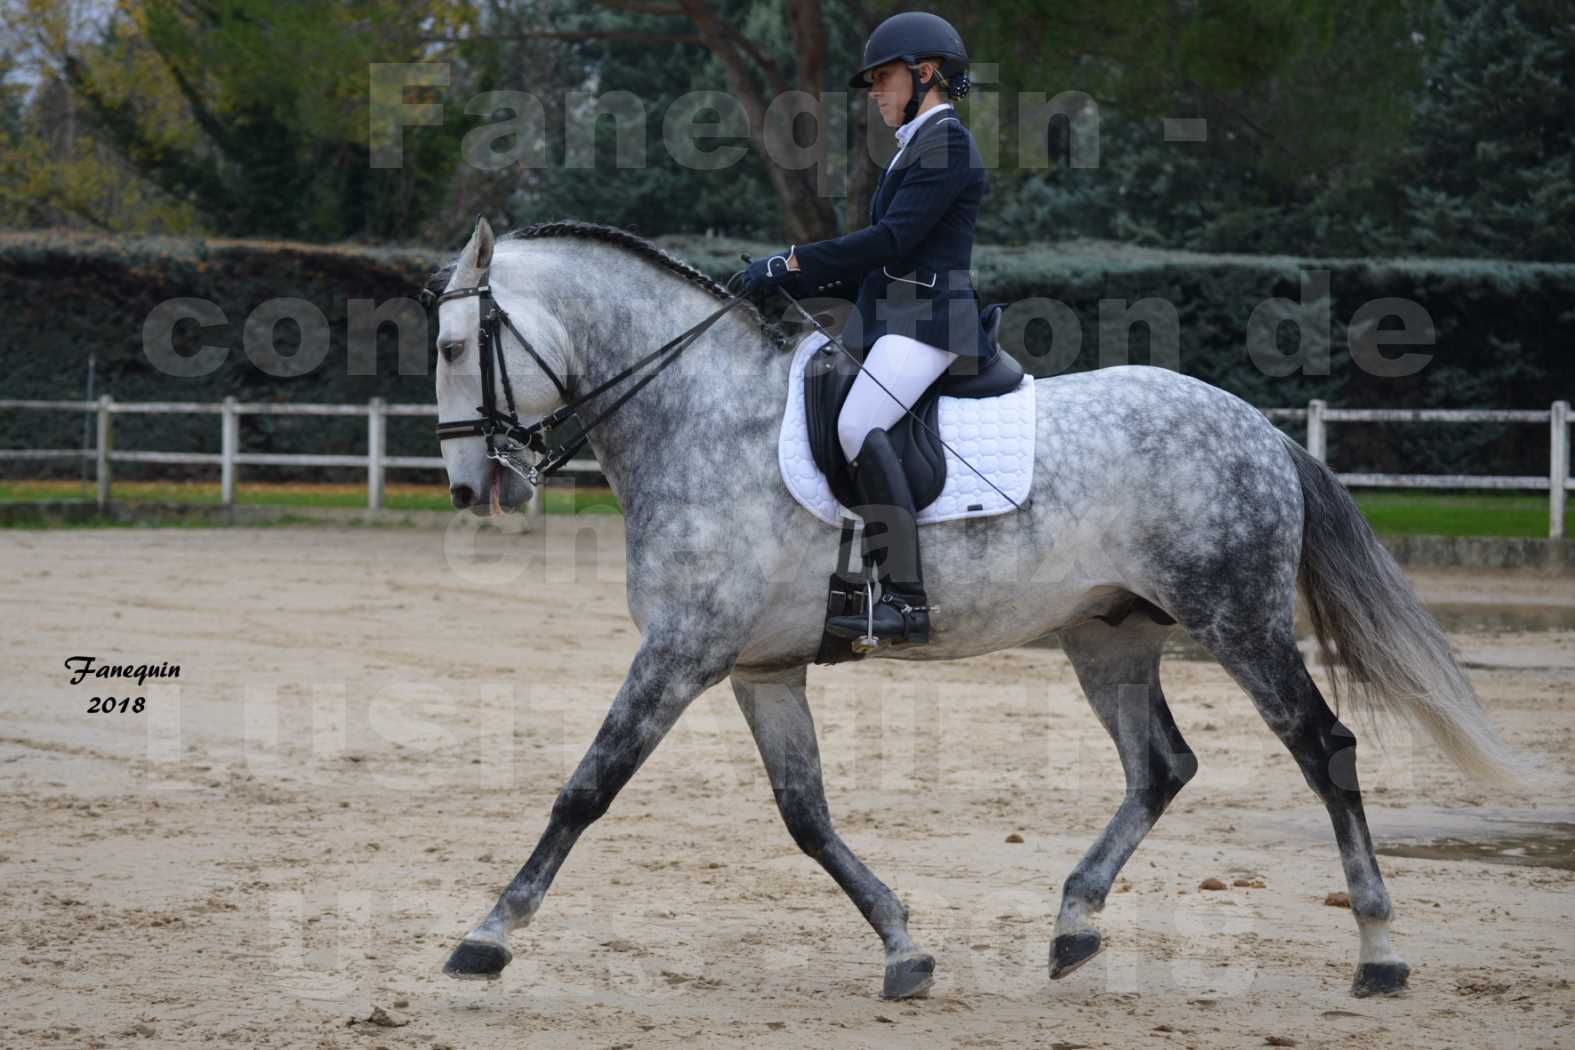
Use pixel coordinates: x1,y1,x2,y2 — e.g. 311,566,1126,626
731,665,935,999
444,633,732,979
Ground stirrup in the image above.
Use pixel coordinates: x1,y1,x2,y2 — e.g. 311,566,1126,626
853,573,880,654
844,588,933,652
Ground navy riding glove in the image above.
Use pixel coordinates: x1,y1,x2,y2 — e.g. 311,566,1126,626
739,248,802,300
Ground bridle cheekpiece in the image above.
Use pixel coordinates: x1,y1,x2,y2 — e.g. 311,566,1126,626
424,267,747,485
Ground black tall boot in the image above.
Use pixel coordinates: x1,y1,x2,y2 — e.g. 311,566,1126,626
824,428,931,648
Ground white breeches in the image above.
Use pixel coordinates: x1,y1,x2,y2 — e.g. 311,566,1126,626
837,334,961,463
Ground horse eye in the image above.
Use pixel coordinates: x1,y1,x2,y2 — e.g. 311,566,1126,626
439,340,462,362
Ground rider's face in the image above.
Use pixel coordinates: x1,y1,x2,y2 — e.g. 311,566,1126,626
868,60,935,128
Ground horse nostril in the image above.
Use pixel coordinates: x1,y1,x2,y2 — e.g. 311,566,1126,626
451,484,475,508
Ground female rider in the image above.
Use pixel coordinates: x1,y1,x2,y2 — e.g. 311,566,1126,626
741,11,991,649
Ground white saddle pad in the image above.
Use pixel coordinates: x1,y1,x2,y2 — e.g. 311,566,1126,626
778,332,1036,527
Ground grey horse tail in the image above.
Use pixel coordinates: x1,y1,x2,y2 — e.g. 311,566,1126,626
1282,434,1531,786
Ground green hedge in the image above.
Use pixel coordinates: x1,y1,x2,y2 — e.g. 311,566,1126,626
3,230,1571,481
682,237,1574,479
0,231,442,479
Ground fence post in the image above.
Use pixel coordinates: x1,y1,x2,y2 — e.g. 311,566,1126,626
220,396,239,506
95,394,113,510
1552,400,1569,540
1307,399,1327,462
367,397,386,511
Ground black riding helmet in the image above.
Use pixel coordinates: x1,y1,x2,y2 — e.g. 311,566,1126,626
848,12,971,125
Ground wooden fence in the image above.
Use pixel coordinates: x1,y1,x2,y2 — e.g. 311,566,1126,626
0,397,1569,537
0,396,595,519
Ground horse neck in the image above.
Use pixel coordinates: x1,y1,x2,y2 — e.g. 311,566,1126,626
539,266,795,509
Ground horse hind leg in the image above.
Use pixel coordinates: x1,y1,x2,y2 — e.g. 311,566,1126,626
730,665,934,1000
1050,613,1197,980
1189,610,1410,998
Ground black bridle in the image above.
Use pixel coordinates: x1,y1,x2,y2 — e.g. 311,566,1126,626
424,271,749,484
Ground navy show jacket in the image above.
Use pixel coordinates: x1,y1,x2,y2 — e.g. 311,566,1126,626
791,111,993,360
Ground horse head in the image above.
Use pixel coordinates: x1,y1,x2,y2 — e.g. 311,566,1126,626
432,216,573,515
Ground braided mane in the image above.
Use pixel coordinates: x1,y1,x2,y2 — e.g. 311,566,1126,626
505,220,731,296
431,219,789,349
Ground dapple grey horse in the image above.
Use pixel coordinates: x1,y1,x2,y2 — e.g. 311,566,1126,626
431,217,1520,1000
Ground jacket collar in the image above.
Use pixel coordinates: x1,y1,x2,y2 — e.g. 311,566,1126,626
894,102,954,153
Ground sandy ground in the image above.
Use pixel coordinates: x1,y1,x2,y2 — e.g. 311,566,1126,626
2,519,1572,1050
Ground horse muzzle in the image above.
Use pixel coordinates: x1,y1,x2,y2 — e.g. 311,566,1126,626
451,462,533,516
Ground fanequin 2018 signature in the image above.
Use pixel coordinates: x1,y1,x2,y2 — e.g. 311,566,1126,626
64,655,181,687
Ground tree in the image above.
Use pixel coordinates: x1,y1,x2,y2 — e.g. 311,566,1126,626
460,0,897,242
0,0,198,231
966,0,1434,255
498,9,780,240
50,0,473,241
1402,0,1575,261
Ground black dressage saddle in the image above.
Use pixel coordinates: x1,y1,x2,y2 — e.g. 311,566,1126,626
804,303,1025,513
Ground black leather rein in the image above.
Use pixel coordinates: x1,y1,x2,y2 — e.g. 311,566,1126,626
424,270,748,484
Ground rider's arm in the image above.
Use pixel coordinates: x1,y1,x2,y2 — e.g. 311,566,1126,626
790,125,973,287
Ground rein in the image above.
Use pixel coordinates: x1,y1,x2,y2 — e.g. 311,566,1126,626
424,272,749,484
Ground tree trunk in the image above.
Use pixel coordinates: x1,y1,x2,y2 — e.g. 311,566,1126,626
667,0,834,241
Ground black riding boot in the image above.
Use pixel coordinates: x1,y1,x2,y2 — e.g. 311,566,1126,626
824,428,931,648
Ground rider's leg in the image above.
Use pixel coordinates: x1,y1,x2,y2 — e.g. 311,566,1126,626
828,335,958,647
837,334,960,463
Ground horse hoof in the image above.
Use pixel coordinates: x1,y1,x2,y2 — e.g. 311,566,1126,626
444,938,512,980
1049,932,1102,980
882,954,935,999
1351,961,1410,998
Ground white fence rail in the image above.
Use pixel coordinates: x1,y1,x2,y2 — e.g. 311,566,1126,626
0,396,601,517
1260,399,1569,537
0,397,1569,536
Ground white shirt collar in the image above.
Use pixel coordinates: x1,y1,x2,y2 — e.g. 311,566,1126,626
894,102,953,153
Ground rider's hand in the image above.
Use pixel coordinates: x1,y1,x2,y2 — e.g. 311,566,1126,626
739,248,803,299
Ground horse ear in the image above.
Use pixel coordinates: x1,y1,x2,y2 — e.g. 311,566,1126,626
473,215,495,270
